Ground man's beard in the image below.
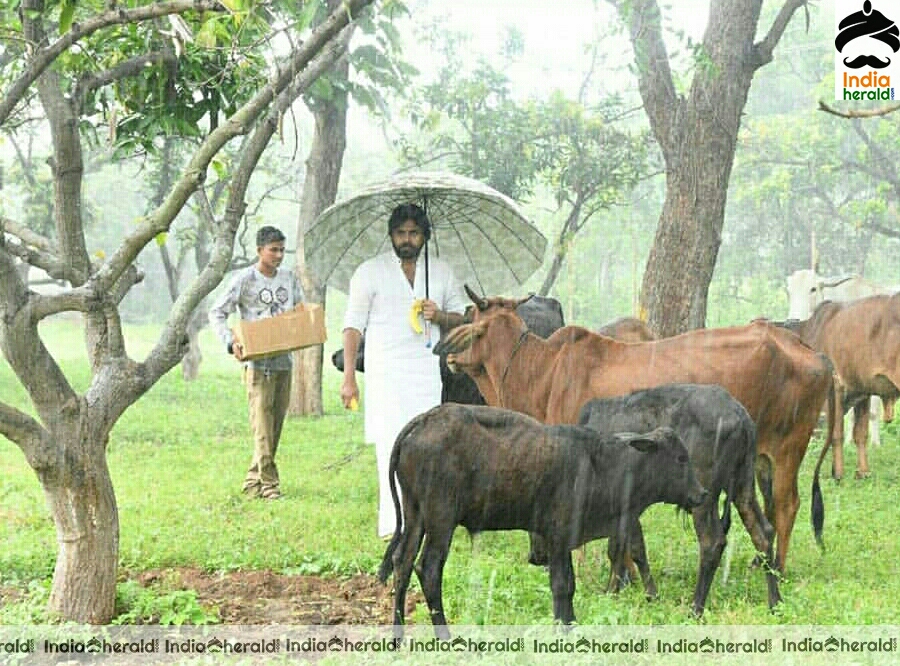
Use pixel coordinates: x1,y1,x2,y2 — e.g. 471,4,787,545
392,242,421,260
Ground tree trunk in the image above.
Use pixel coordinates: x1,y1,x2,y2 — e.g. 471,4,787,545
42,424,118,623
640,131,733,335
613,0,804,336
538,201,582,297
291,291,327,414
290,11,352,416
181,307,206,381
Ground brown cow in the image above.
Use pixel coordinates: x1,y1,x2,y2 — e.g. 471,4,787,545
777,294,900,480
435,300,836,572
597,316,656,342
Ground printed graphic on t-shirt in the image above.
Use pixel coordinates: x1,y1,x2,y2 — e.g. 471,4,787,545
258,285,290,315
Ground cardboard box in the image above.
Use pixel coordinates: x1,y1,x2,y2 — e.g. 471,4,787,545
232,303,327,360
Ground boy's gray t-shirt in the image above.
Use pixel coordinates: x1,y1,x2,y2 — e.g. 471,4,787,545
208,265,305,372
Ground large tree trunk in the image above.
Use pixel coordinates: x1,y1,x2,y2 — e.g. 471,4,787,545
613,0,807,336
2,0,371,625
640,119,737,334
181,307,206,381
42,425,118,623
290,9,352,416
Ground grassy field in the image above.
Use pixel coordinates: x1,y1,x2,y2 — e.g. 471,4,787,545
1,318,899,627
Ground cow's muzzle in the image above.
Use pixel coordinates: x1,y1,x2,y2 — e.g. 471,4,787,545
683,487,709,511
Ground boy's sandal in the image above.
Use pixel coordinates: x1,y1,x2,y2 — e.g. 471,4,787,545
259,486,283,500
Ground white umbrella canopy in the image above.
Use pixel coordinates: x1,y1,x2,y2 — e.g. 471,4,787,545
304,172,547,295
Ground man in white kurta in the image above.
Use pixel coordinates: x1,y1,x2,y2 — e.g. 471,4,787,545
341,204,467,538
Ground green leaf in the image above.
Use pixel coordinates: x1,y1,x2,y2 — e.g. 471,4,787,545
155,232,168,247
296,0,321,32
59,0,75,33
211,157,228,181
308,76,333,101
196,20,218,48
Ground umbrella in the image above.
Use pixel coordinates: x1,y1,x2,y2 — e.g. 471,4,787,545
304,171,547,297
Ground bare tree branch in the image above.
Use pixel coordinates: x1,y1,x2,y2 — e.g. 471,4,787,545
0,400,52,468
89,0,372,299
862,220,900,239
818,100,900,118
1,216,57,254
850,118,900,184
6,133,40,190
753,0,808,68
2,235,71,281
578,42,600,106
73,52,176,112
0,244,79,423
606,0,679,156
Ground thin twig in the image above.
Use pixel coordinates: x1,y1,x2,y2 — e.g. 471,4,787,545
818,100,900,118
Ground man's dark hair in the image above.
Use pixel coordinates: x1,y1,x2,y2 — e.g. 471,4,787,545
257,226,286,247
388,203,431,241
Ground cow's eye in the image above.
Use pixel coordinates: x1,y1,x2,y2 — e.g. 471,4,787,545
677,454,689,465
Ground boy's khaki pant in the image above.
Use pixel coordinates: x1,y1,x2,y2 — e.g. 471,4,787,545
243,367,291,497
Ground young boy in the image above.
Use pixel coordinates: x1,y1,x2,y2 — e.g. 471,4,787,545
209,226,305,499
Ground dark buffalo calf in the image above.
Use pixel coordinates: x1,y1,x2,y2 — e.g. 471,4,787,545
377,404,707,638
577,384,782,616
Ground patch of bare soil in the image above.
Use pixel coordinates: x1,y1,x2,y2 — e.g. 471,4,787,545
136,568,422,625
0,585,24,606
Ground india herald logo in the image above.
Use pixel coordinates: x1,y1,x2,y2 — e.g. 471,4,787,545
834,0,898,100
835,1,899,69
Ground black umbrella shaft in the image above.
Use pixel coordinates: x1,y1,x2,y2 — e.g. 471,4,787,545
423,196,429,299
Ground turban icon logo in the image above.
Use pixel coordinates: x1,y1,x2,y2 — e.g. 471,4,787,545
834,1,898,100
836,0,899,68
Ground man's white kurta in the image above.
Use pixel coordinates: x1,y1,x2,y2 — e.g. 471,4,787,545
344,251,467,537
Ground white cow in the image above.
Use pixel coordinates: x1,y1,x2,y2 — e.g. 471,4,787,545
786,269,881,320
785,269,898,448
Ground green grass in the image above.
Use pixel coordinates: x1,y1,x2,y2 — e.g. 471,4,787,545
2,319,900,625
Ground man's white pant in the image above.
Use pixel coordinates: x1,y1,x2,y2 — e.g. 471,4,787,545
375,436,401,538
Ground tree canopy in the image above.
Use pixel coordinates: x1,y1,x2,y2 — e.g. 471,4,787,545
0,0,379,622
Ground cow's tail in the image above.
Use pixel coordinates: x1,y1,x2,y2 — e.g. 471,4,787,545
811,359,836,552
377,416,420,584
718,417,749,537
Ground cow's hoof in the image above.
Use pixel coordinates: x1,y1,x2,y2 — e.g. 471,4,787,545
749,554,778,570
855,471,871,480
528,544,550,567
528,551,548,567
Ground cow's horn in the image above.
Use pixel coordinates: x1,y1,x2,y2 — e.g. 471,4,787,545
820,275,855,289
464,284,489,311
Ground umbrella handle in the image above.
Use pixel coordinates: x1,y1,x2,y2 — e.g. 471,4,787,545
424,320,432,348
